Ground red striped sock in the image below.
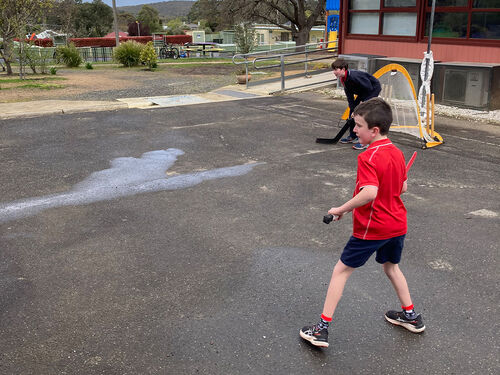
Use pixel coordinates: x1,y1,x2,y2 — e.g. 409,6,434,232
402,304,414,311
321,314,332,322
402,304,416,318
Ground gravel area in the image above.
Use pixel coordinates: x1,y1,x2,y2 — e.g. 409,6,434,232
0,64,240,103
318,87,500,125
69,74,236,101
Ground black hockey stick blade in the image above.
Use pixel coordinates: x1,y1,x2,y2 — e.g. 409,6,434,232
315,120,351,144
316,137,339,144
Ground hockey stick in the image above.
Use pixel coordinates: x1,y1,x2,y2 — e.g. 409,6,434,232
406,151,417,172
315,118,353,144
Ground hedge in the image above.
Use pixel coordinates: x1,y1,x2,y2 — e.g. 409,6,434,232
164,35,192,45
70,36,152,47
15,35,192,48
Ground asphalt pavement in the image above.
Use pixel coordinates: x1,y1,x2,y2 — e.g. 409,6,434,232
0,92,499,374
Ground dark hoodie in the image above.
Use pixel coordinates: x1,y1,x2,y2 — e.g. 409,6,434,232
341,70,381,117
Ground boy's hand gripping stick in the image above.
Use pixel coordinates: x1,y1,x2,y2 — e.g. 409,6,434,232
323,152,417,225
323,214,338,224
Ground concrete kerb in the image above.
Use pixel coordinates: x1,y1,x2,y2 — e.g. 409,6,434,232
0,100,129,120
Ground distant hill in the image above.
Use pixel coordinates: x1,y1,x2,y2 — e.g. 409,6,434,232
118,1,195,19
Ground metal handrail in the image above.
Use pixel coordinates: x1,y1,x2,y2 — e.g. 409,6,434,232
232,41,337,91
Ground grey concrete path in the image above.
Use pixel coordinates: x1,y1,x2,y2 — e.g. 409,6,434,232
1,93,499,374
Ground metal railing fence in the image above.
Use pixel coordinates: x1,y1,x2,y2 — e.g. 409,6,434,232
232,41,337,91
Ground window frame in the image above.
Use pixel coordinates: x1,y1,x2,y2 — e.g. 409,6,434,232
344,0,500,46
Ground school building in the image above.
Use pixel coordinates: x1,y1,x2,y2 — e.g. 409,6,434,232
328,0,500,109
253,24,326,45
191,24,326,46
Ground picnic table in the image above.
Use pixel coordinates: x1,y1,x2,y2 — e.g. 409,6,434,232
183,42,224,57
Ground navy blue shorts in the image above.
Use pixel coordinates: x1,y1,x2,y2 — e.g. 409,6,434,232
340,235,406,268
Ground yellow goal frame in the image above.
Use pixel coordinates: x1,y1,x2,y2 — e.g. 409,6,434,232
340,63,443,149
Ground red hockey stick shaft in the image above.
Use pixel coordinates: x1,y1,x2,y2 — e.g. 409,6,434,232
406,151,417,172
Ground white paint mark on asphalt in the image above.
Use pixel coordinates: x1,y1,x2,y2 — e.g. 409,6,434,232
170,121,224,130
149,95,211,107
404,192,426,201
467,209,498,218
291,148,345,158
428,259,454,271
311,238,325,246
0,149,264,223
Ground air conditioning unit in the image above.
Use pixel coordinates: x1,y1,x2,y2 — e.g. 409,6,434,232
443,69,487,108
435,62,500,110
338,54,385,74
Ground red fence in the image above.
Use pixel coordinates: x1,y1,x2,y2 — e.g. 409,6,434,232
25,35,192,48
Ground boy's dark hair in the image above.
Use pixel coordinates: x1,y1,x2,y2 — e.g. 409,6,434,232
331,59,348,70
352,98,393,135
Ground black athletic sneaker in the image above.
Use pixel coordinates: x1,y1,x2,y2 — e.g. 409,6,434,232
385,310,425,333
299,324,329,347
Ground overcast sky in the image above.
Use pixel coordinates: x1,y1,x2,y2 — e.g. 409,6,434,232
86,0,195,7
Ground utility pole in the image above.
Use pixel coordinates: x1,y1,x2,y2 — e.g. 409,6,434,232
112,0,119,47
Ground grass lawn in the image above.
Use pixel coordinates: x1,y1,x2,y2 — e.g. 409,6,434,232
0,76,67,90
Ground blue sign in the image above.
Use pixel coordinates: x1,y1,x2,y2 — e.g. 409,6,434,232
326,0,340,10
328,15,339,32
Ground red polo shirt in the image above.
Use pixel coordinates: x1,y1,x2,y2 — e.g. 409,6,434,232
352,138,407,240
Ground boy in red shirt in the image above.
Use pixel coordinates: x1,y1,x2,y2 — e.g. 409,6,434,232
300,98,425,348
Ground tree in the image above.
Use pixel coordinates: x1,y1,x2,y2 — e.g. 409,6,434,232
118,11,135,32
127,21,149,37
44,0,81,36
165,18,186,35
137,4,162,34
222,0,326,46
234,22,257,54
187,0,221,32
0,0,54,75
74,0,113,37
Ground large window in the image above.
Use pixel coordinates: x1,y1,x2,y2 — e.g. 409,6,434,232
383,13,418,35
429,0,467,5
347,0,500,42
350,13,380,34
424,0,500,40
348,0,418,37
425,12,468,38
471,12,500,39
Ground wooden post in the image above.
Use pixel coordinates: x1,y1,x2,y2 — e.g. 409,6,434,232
431,93,435,137
426,93,430,134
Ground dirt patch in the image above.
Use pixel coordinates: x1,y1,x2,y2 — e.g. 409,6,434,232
0,64,240,103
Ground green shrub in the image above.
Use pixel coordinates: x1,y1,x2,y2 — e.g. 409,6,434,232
55,43,83,67
234,23,257,54
113,41,144,67
50,67,57,75
139,41,157,70
19,43,40,74
85,62,93,69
